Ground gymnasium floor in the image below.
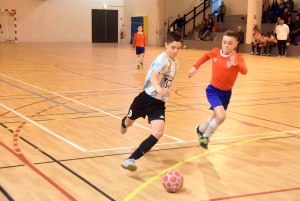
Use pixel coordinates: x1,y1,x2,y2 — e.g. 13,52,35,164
0,43,299,201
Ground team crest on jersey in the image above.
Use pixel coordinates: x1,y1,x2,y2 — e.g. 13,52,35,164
213,58,217,62
226,61,232,68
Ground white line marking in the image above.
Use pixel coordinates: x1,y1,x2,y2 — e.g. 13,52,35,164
87,129,299,152
0,102,87,152
0,73,184,142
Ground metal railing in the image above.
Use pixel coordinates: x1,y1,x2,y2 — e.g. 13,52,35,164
168,0,211,36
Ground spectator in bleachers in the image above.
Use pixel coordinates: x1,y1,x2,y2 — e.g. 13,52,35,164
266,32,277,56
236,26,244,52
286,0,294,13
277,0,287,19
282,7,291,23
217,1,226,23
260,33,268,55
199,20,208,41
276,19,290,57
268,0,278,23
262,0,270,23
287,16,294,33
251,30,262,55
290,14,300,45
200,18,214,41
174,15,185,36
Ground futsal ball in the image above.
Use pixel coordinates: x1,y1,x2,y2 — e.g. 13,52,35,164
162,170,184,193
183,45,187,49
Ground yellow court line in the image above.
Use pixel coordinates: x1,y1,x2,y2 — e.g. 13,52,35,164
123,133,289,201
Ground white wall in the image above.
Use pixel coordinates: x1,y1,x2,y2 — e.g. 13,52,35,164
0,0,124,42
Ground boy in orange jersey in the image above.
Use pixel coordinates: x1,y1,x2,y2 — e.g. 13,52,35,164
132,25,147,69
188,30,248,149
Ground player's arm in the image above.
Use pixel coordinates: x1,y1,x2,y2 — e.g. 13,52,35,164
188,49,214,78
150,71,170,97
144,34,147,49
235,55,248,75
132,34,136,49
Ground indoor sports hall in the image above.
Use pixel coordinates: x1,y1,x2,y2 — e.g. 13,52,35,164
1,0,300,200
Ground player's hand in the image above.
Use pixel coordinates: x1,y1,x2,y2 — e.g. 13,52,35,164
188,67,197,78
229,51,237,66
132,47,135,50
159,88,170,97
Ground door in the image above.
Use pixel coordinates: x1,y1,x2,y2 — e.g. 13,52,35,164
92,9,118,43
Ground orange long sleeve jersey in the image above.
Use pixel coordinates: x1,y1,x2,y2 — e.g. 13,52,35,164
193,48,248,90
132,32,147,48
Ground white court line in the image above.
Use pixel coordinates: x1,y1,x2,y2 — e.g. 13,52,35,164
88,129,300,152
0,102,86,152
51,55,300,86
0,73,184,143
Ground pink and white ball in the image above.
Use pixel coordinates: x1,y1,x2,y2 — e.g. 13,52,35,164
162,170,184,193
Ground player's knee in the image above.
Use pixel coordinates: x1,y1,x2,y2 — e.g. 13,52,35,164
215,114,226,124
125,117,134,127
152,130,163,139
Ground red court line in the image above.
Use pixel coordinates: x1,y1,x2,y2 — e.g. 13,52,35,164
0,141,76,201
203,187,300,201
0,99,49,117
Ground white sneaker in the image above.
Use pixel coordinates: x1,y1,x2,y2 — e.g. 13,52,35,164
120,124,127,134
298,55,300,59
121,159,137,172
277,55,281,58
250,52,254,55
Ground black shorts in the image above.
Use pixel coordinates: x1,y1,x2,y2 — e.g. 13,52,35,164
127,91,166,124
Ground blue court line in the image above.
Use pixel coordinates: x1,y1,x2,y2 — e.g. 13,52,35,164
0,79,80,113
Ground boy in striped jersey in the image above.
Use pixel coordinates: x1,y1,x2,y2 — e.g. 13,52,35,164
120,31,181,172
132,25,147,69
188,30,248,149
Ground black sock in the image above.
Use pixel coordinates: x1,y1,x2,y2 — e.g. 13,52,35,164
129,135,158,160
121,116,127,128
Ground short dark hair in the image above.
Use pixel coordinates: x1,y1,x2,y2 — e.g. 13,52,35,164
166,31,181,44
223,30,237,39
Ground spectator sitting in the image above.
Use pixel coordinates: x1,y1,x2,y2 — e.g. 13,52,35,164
290,14,300,46
277,0,287,19
266,32,277,56
262,0,270,23
251,30,262,55
260,33,268,55
201,18,214,41
282,7,291,23
287,16,294,34
199,20,208,41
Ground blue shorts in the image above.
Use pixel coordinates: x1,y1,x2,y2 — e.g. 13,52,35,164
136,46,145,55
206,84,232,110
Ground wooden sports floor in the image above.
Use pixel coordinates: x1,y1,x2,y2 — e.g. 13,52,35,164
0,43,299,201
